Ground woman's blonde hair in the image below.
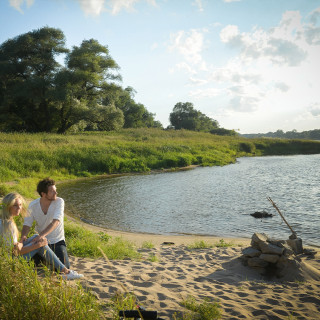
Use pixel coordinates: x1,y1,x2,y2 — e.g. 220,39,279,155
1,192,28,241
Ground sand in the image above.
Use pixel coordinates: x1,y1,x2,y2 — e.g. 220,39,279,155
68,221,320,320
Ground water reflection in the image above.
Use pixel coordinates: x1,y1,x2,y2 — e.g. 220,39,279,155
59,154,320,246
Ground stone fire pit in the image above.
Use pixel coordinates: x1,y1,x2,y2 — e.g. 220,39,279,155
241,233,307,279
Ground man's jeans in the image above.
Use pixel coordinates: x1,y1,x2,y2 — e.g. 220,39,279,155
23,235,66,271
48,240,70,269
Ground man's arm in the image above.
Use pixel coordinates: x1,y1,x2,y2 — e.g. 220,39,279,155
20,225,31,243
31,219,60,243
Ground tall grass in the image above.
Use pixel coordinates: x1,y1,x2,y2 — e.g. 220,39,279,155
0,247,105,320
1,128,320,197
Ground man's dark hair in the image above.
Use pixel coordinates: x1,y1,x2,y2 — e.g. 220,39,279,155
37,178,55,196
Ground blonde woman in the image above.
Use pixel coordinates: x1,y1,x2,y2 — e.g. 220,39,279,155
0,192,83,280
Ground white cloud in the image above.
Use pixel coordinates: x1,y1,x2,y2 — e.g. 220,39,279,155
176,62,197,74
190,87,222,98
309,103,320,117
107,0,157,15
9,0,34,13
223,0,241,3
169,29,205,64
108,0,138,15
228,95,260,112
168,29,208,76
189,77,208,85
274,82,290,92
220,12,308,67
76,0,106,16
192,0,204,12
304,8,320,45
74,0,157,16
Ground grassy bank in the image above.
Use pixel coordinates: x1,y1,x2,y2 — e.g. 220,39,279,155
1,128,320,197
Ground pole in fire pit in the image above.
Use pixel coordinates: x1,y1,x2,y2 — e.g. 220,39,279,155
267,197,303,254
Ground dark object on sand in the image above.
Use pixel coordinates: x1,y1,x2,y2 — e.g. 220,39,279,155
250,211,273,218
119,310,158,319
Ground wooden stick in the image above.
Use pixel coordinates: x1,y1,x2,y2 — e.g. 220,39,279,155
267,197,297,238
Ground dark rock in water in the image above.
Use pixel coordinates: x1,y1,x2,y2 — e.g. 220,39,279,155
250,211,273,218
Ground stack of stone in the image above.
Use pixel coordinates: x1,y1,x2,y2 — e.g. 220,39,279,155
241,233,303,277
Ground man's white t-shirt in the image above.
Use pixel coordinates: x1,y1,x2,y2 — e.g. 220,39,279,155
24,197,65,244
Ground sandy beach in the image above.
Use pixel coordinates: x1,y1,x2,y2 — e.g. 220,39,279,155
68,220,320,319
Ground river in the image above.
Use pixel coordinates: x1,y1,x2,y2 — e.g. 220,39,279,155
58,154,320,246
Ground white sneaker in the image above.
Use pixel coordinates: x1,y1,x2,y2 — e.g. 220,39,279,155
63,270,84,280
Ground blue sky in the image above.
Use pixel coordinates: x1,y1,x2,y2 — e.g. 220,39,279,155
1,0,320,133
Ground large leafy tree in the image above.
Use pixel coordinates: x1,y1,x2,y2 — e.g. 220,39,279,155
54,39,123,132
169,102,219,131
0,27,68,132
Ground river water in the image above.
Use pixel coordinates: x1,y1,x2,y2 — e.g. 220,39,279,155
59,154,320,246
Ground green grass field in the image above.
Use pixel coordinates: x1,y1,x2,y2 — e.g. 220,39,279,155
1,128,320,197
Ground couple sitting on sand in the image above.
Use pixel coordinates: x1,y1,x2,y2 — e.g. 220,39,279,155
0,178,83,280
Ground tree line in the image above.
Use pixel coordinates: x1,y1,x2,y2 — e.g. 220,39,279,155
241,129,320,141
1,26,233,135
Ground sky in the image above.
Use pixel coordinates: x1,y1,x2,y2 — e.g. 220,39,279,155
1,0,320,134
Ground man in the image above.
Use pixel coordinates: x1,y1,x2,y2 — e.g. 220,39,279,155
21,178,70,269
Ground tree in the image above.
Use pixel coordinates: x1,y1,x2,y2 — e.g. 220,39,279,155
54,39,123,132
116,87,161,128
169,102,219,131
0,27,68,132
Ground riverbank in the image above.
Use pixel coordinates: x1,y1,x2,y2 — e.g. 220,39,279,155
67,214,320,319
2,129,320,198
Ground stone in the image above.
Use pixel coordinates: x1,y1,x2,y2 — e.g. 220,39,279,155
286,238,303,254
247,257,269,268
276,255,289,270
251,233,269,244
259,241,284,255
250,211,273,218
239,255,249,266
259,253,279,264
282,244,294,257
251,267,267,275
242,247,261,257
268,239,286,247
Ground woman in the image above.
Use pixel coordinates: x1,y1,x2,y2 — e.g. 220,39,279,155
0,192,83,280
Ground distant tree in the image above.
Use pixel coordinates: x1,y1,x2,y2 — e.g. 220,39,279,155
169,102,219,131
241,129,320,140
116,87,162,128
210,128,237,136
